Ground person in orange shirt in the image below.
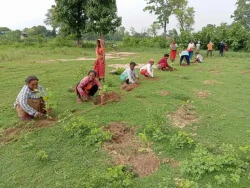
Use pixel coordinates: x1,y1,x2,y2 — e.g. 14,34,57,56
207,41,214,57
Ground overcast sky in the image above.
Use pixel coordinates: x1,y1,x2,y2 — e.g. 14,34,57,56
0,0,237,33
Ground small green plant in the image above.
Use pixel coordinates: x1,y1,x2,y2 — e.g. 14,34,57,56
116,68,125,75
138,130,150,149
62,115,112,147
87,165,134,187
214,174,226,185
170,131,195,149
181,144,248,180
175,178,199,188
37,150,48,161
143,123,168,141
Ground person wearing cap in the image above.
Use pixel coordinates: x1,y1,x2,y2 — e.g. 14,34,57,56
14,76,46,120
140,59,154,77
120,62,139,84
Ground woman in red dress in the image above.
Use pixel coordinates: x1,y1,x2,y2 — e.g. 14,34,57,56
170,41,177,62
93,39,105,82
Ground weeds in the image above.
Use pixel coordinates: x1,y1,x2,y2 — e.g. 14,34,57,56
37,150,48,161
170,131,195,149
61,114,112,147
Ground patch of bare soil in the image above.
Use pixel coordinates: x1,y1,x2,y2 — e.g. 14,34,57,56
104,122,160,177
168,105,199,128
94,92,120,105
240,71,249,74
194,90,211,99
160,91,172,96
210,70,222,74
203,80,217,85
120,83,140,92
0,66,4,68
0,117,57,146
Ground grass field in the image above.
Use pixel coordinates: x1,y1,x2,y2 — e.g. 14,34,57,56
0,46,250,188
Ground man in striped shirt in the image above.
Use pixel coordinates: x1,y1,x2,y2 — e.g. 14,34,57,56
14,76,46,120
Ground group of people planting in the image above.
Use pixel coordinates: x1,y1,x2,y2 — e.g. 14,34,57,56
13,38,220,120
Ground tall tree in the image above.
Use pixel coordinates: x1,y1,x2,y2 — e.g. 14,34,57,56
53,0,88,47
171,0,195,32
231,0,250,29
85,0,121,36
143,0,172,35
147,22,161,37
44,7,59,37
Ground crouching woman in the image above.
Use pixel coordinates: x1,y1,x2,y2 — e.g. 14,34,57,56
76,70,102,103
14,76,46,120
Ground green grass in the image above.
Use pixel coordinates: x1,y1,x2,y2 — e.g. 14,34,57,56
0,46,250,187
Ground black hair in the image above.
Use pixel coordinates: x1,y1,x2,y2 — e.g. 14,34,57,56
88,70,96,77
164,54,169,57
25,75,38,84
130,62,136,66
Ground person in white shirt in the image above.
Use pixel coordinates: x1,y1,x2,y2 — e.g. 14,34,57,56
187,40,195,60
196,41,201,52
120,62,139,84
194,52,203,63
140,59,154,77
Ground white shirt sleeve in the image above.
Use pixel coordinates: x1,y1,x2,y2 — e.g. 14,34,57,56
146,64,153,77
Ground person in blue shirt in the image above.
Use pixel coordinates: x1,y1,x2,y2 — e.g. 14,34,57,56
179,48,190,66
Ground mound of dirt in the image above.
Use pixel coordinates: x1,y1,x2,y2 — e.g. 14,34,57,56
160,91,172,96
104,122,160,177
1,117,57,146
94,92,120,105
203,80,217,85
194,90,211,99
168,105,199,128
120,83,139,92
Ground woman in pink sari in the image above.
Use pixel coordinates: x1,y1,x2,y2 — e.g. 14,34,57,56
94,39,105,82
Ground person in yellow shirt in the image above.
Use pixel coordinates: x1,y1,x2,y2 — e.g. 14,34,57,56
207,41,214,57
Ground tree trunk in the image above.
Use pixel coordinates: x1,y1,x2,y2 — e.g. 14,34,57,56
164,21,167,36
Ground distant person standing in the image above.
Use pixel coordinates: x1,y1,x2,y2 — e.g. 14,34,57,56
219,41,225,56
207,41,214,57
196,41,201,52
187,40,195,61
170,41,178,62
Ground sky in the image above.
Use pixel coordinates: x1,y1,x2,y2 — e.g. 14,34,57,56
0,0,237,33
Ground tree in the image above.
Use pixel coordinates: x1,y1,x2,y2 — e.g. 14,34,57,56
147,22,161,37
44,7,59,37
85,0,121,36
143,0,172,35
23,26,49,37
53,0,88,47
0,27,11,35
231,0,250,29
171,0,195,32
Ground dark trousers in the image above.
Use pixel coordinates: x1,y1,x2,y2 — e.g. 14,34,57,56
207,50,213,57
219,50,224,56
76,83,98,98
180,55,190,65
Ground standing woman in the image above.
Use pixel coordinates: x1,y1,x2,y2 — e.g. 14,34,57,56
187,40,195,61
170,41,178,62
94,38,105,82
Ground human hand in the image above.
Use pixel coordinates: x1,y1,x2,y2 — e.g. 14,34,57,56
36,112,44,118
